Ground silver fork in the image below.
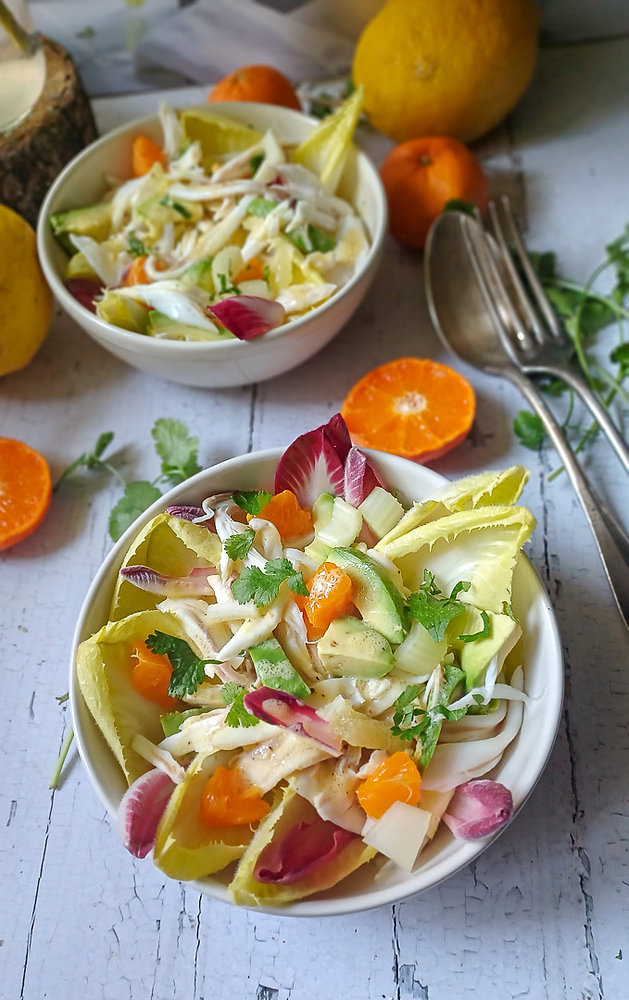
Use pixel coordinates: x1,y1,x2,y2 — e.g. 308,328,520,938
482,195,629,474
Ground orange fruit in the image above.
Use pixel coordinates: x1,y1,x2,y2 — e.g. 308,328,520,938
353,0,539,144
0,438,51,551
208,65,301,110
301,562,354,635
130,641,177,709
199,766,270,827
131,135,166,176
380,136,489,249
122,256,150,286
255,489,313,538
357,751,421,819
341,358,475,462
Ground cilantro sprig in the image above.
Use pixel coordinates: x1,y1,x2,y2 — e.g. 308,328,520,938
406,571,470,642
392,663,469,769
145,632,220,699
458,610,491,643
232,557,308,608
55,417,203,541
221,683,258,728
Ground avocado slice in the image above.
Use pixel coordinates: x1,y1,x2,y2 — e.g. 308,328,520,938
318,617,394,678
145,310,234,342
180,257,215,293
50,201,113,252
249,638,310,698
327,547,406,644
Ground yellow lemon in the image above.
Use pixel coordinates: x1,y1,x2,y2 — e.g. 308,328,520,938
0,205,53,376
353,0,540,143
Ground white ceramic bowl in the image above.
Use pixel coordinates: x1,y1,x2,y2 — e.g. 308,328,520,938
37,103,387,388
70,449,563,916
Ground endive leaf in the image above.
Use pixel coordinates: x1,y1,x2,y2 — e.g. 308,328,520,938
76,609,194,783
381,506,535,614
153,751,253,880
110,512,221,621
179,109,262,171
229,786,375,906
291,86,363,193
377,467,530,550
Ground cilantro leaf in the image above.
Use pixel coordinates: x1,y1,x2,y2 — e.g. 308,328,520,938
391,664,466,769
458,610,491,643
151,418,201,485
145,631,218,699
406,574,470,642
54,431,115,491
443,198,477,218
611,342,629,375
108,480,162,541
513,410,546,450
231,490,272,516
217,272,241,296
221,683,258,728
159,194,191,219
232,557,307,607
128,235,146,257
224,528,255,560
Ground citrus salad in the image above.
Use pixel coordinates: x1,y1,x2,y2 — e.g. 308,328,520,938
76,415,535,906
49,90,369,343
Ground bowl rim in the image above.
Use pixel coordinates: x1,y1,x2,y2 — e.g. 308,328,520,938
69,447,564,917
37,102,388,356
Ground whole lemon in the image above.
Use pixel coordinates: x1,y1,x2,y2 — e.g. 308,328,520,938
353,0,540,143
0,205,53,376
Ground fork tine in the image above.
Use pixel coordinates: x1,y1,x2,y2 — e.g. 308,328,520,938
497,195,564,340
487,200,547,346
460,216,525,369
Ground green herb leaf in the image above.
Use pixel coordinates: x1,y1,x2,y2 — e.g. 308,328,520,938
159,194,191,219
128,235,147,257
458,610,491,643
232,557,307,607
108,480,162,541
151,418,201,485
250,153,264,175
224,528,255,560
502,601,519,624
247,197,277,218
392,664,466,769
231,490,272,516
54,431,115,491
217,272,241,296
513,410,546,450
611,342,629,375
443,198,477,218
145,631,219,698
287,224,336,254
406,573,470,642
221,683,259,728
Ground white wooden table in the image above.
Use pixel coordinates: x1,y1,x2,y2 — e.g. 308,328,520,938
2,38,629,1000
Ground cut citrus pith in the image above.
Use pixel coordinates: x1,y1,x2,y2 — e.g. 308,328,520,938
0,438,52,551
341,358,475,462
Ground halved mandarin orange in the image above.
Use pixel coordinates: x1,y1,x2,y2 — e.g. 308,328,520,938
341,357,475,462
0,438,51,551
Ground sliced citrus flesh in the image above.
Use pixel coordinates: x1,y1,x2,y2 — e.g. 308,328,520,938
255,489,313,538
357,750,421,819
299,561,354,636
341,358,475,462
130,640,177,709
199,766,270,827
0,438,51,551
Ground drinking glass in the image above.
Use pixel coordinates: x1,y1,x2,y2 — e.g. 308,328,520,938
0,0,46,132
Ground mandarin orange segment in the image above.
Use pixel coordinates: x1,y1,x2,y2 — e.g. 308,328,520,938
341,357,475,462
122,256,150,286
303,561,354,633
234,257,265,285
199,766,270,827
0,438,51,551
130,641,178,709
356,751,421,819
257,489,313,538
131,135,166,176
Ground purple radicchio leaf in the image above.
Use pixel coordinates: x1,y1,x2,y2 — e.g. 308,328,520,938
208,295,285,340
442,779,514,840
117,768,175,858
119,565,216,597
254,817,357,884
64,277,103,313
243,686,342,755
342,445,388,506
274,413,351,507
166,504,206,522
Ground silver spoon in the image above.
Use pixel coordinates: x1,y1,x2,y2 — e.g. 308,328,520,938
424,210,629,631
